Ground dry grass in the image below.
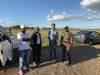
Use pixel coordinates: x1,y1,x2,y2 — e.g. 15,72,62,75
5,28,100,47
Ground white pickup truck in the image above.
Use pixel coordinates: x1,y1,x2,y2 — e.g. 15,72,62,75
0,26,19,66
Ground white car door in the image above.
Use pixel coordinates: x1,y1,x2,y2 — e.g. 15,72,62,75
0,30,13,66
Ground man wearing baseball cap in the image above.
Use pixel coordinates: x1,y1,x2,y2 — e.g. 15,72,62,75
17,25,30,75
60,26,73,65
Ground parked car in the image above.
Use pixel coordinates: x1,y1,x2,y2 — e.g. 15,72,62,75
0,26,19,66
73,30,100,45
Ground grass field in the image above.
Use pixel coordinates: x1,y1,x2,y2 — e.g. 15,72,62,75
5,28,79,47
0,28,100,75
5,28,100,47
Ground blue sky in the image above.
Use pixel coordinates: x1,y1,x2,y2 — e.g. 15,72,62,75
0,0,100,29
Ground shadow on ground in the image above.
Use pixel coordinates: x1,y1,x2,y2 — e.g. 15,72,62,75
30,44,100,69
71,44,100,65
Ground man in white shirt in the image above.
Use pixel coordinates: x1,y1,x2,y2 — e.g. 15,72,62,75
17,25,30,75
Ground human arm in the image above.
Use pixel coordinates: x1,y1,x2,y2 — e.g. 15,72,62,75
60,33,64,46
17,33,31,42
48,31,51,40
67,32,73,48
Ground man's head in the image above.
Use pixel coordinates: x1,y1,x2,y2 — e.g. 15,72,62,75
64,26,69,32
51,23,56,30
20,25,26,33
35,27,40,33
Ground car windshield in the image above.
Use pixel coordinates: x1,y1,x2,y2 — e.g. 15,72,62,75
77,31,88,35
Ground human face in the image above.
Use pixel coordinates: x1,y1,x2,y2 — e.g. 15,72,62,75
35,28,40,33
21,28,26,33
51,25,55,30
64,28,68,32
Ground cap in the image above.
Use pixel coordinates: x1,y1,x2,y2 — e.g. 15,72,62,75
64,26,68,29
20,24,26,29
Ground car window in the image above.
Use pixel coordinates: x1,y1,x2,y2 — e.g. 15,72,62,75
0,31,4,37
95,32,100,37
90,32,100,37
77,31,87,35
0,30,7,41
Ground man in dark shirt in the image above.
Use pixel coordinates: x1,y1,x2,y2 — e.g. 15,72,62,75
31,27,42,66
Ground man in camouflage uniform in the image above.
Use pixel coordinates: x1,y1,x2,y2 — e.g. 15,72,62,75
60,26,73,65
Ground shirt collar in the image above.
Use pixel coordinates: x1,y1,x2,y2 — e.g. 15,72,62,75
51,29,56,32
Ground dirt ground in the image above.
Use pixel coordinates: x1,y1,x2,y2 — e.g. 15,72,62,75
0,44,100,75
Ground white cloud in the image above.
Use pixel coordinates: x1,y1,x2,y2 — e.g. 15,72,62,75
47,14,73,21
80,0,100,12
47,11,100,21
47,12,88,21
0,20,5,24
81,16,100,21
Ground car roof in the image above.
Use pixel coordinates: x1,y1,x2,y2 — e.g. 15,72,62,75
76,30,96,35
79,30,95,33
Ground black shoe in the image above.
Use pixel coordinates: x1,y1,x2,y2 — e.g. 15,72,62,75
49,58,52,61
62,59,65,62
67,61,71,66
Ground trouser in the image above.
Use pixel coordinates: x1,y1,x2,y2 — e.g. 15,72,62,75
49,44,57,60
32,44,41,63
61,44,71,63
19,49,29,70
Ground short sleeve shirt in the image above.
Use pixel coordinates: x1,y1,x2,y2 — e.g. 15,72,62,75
62,31,73,44
17,32,30,50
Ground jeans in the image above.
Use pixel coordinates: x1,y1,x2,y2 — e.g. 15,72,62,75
49,44,57,60
19,49,29,70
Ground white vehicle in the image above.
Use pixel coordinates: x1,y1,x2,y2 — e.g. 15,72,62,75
0,26,19,66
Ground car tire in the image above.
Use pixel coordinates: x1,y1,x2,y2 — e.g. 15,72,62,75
88,40,93,46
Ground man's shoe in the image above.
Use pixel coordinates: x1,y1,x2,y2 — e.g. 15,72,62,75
26,68,31,71
49,59,52,61
67,61,71,66
62,58,65,62
19,70,23,75
33,62,36,67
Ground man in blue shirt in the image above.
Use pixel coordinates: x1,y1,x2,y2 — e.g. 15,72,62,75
48,23,58,61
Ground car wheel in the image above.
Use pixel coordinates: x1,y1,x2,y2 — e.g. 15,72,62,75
89,40,93,46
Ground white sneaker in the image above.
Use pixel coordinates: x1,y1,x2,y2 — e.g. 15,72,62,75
33,62,36,67
19,70,23,75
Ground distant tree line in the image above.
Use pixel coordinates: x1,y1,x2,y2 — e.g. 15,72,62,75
11,25,20,28
9,25,51,29
10,25,35,29
43,27,50,29
3,25,55,30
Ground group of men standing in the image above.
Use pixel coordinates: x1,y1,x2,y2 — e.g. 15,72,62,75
17,23,73,75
